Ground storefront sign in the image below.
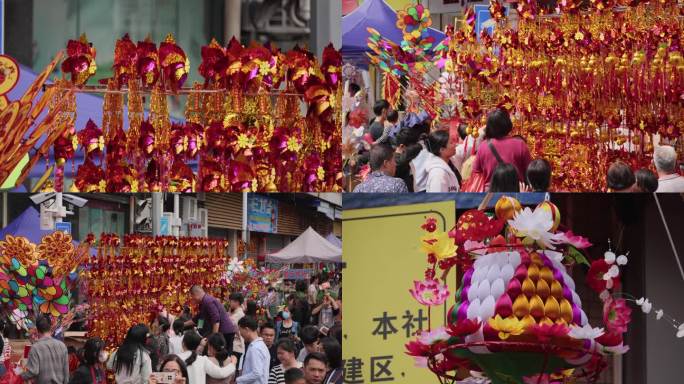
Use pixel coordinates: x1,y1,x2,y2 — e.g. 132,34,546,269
248,195,278,233
343,201,456,383
283,269,312,280
159,216,169,235
54,221,71,234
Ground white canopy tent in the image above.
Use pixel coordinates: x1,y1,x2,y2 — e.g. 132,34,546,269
266,226,342,264
325,232,342,249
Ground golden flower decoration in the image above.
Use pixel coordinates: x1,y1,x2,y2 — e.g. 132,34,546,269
0,235,37,266
237,133,253,149
317,166,325,181
258,61,272,76
37,231,75,275
488,315,525,340
420,231,457,261
286,137,301,152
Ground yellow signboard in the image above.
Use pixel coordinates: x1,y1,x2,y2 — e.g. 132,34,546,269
342,200,456,384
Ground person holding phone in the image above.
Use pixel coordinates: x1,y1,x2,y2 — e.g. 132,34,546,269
310,292,338,330
150,355,188,384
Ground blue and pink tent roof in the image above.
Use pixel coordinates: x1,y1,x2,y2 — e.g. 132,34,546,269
342,0,446,68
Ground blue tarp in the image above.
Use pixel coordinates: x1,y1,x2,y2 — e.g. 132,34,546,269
0,206,96,256
7,64,185,182
341,0,446,68
342,193,548,211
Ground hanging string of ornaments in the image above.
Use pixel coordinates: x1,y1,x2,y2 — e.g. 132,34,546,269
85,233,229,347
405,197,683,384
49,33,343,192
364,1,684,191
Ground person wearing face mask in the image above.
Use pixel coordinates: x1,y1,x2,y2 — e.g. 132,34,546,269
69,337,107,384
275,307,300,343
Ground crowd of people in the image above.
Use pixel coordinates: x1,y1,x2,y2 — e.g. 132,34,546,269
8,274,342,384
345,88,684,193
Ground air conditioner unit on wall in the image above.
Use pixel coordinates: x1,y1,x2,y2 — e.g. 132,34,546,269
199,208,208,237
182,197,198,222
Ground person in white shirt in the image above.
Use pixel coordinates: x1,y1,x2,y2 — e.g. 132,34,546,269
106,324,152,384
296,326,321,364
654,145,684,192
307,276,319,307
451,123,478,173
169,319,185,355
229,293,246,363
236,317,271,384
177,331,236,384
424,130,460,192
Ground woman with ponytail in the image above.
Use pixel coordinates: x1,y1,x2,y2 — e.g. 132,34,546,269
205,333,232,384
177,331,236,384
424,130,460,192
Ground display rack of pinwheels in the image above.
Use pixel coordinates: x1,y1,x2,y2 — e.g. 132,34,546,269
54,33,342,193
0,233,92,331
406,196,681,384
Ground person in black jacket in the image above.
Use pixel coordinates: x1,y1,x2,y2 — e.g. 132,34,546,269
69,338,106,384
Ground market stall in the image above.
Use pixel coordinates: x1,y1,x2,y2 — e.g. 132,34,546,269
266,226,342,264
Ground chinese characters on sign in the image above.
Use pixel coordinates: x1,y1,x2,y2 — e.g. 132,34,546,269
344,309,428,382
343,356,396,383
247,195,278,233
282,269,312,280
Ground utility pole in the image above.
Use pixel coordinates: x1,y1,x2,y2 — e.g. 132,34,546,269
242,192,249,260
225,0,242,43
152,192,162,236
310,0,342,59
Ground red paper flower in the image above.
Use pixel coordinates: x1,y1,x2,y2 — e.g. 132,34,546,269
78,119,104,158
603,297,631,334
421,217,438,233
320,43,342,88
447,318,481,338
61,34,97,85
449,210,504,245
586,259,620,293
136,37,160,87
113,34,137,87
54,128,77,165
138,120,156,157
595,330,623,347
199,38,228,84
527,323,569,343
159,34,190,92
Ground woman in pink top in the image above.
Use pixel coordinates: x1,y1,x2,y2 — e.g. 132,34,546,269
472,109,532,188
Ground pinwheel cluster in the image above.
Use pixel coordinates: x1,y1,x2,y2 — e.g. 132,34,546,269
85,233,228,347
55,35,342,192
0,233,90,328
